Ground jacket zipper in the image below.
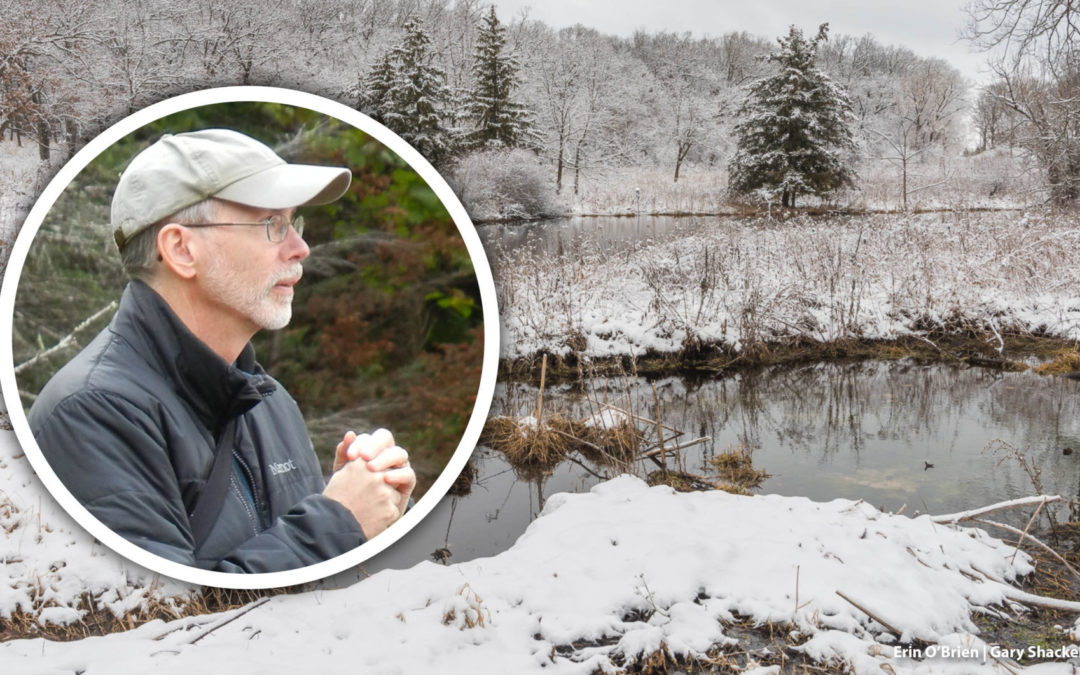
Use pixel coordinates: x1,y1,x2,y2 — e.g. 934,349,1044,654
233,452,263,534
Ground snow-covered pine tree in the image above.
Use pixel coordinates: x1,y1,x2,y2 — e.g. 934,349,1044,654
357,53,395,121
465,6,533,149
358,17,455,164
728,24,857,208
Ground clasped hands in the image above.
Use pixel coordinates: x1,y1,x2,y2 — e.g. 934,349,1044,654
323,428,416,539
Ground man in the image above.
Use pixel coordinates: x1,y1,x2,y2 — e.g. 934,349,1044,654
28,128,416,573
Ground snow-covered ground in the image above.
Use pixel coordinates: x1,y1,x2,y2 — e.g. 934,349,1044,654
2,429,1078,673
0,433,194,628
3,140,1080,672
493,211,1080,359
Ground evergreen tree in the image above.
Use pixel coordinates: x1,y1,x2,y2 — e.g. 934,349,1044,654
466,6,533,149
358,17,455,163
358,53,395,121
728,24,856,208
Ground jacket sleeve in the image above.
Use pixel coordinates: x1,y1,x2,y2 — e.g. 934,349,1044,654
31,390,366,573
211,495,366,573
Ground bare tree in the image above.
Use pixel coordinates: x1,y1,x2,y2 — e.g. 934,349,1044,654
0,0,104,159
633,32,723,183
870,59,967,210
973,82,1025,150
174,0,295,86
965,0,1080,204
535,28,582,194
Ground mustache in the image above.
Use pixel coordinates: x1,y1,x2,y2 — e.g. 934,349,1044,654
269,264,304,285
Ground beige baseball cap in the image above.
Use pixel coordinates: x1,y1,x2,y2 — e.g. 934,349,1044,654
111,128,352,248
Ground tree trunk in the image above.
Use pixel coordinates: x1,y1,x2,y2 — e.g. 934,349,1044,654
573,143,581,196
65,118,78,152
37,119,50,161
674,140,691,183
555,142,564,194
901,155,909,212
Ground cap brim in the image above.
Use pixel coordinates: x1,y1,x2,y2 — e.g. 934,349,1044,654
213,163,352,209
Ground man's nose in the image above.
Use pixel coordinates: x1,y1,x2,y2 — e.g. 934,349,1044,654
282,223,310,261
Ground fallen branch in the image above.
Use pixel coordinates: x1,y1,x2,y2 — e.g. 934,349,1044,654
1010,500,1044,565
911,334,941,353
188,597,271,645
973,517,1080,583
14,301,117,375
835,590,903,637
929,496,1061,524
1000,586,1080,613
151,614,221,642
639,437,711,459
599,403,683,438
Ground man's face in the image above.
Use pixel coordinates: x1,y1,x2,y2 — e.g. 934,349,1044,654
196,201,310,334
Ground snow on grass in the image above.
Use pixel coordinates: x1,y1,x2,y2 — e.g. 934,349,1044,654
567,151,1037,216
0,141,57,246
4,465,1069,673
0,433,193,629
493,211,1080,360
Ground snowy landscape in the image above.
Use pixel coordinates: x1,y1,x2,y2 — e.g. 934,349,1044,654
3,0,1080,672
489,211,1080,362
3,427,1078,674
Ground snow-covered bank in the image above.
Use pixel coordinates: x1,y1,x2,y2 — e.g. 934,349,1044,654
493,211,1080,360
0,433,193,632
4,450,1073,673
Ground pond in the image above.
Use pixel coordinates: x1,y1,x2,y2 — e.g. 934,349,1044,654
357,360,1080,577
478,214,700,253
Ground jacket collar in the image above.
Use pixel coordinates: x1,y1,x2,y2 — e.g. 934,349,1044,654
111,280,277,434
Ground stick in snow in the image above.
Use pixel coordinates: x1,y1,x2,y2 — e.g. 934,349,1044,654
188,597,272,645
929,495,1061,524
973,517,1080,582
835,590,904,638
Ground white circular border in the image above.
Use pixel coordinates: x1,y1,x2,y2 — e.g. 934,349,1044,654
0,86,499,589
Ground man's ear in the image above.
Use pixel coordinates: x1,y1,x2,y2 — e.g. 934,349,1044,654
157,224,199,280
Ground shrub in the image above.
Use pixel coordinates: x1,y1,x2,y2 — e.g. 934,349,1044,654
449,148,559,221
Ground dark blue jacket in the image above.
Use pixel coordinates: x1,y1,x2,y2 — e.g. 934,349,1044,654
28,280,365,572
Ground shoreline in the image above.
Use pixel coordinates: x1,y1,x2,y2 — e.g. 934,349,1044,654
498,332,1080,383
473,204,1032,225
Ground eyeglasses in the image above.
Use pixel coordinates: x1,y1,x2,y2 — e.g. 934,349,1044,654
181,214,305,243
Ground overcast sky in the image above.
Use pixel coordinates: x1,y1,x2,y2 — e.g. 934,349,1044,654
491,0,993,85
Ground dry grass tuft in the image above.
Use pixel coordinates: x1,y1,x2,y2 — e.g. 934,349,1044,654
1034,351,1080,376
481,415,572,469
481,413,643,473
568,417,643,468
0,585,287,642
646,469,721,493
709,444,771,489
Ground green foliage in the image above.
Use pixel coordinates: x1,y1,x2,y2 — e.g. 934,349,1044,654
13,101,485,496
728,24,857,208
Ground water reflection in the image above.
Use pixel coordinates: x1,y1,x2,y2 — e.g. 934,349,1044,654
356,361,1080,578
479,215,696,254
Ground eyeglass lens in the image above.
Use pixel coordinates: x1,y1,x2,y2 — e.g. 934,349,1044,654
268,215,304,242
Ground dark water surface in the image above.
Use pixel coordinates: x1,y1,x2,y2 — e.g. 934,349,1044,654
351,361,1080,580
478,214,698,254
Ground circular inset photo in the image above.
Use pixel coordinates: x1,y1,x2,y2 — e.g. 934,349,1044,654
0,87,498,589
